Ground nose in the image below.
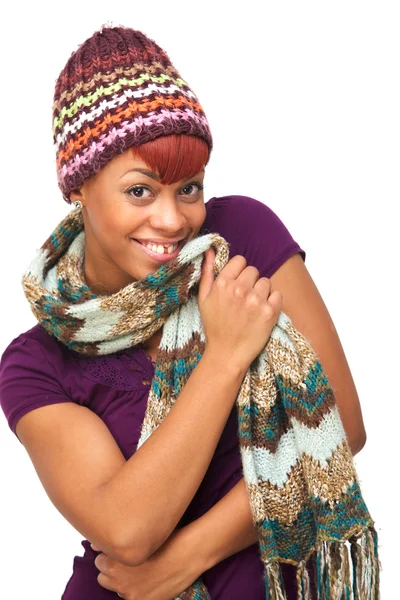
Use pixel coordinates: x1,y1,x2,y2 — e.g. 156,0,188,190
148,194,187,235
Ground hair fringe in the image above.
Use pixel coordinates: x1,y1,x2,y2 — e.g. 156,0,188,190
130,134,210,185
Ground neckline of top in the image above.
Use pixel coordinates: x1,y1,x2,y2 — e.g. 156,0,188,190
135,345,157,369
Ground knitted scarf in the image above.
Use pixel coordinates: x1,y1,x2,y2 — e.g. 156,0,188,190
22,207,380,599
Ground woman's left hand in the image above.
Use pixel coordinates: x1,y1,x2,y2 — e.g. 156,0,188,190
92,528,204,600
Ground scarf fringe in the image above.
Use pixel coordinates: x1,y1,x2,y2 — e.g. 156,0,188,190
265,562,289,600
350,528,381,600
264,528,380,600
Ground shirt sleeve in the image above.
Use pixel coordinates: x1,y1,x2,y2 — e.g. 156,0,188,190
207,195,306,278
0,336,73,443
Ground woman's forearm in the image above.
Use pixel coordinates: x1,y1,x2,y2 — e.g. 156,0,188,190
99,350,247,565
177,476,258,573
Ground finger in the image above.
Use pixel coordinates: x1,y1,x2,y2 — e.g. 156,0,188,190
268,289,283,312
94,552,114,573
97,571,117,592
218,254,247,280
90,543,101,551
236,265,261,288
198,248,215,305
201,247,213,271
253,277,271,299
94,553,106,571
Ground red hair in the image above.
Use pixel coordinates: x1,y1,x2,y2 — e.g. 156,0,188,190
130,134,210,185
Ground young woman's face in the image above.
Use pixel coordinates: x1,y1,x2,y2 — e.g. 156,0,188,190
70,148,207,295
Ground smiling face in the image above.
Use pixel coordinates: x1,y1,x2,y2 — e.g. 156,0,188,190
69,147,207,296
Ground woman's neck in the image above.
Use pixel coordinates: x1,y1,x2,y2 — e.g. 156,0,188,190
140,330,163,352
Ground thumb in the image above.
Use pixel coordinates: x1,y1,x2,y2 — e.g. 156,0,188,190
198,247,215,306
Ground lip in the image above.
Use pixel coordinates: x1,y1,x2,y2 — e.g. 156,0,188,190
130,236,188,263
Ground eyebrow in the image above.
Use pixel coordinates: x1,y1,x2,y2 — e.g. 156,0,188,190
119,168,205,181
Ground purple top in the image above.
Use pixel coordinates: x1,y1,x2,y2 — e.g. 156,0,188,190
0,195,312,599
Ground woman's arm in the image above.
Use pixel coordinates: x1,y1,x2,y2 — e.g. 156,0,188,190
163,253,367,568
92,477,257,598
269,253,366,454
177,476,258,572
133,254,365,570
16,350,247,568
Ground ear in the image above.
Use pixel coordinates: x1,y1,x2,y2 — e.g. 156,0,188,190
69,188,84,203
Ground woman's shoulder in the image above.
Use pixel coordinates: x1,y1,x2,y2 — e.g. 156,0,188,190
202,194,306,278
1,322,65,366
0,324,72,440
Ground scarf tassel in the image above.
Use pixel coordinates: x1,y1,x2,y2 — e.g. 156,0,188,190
350,528,381,600
264,528,380,600
264,561,289,600
314,528,380,600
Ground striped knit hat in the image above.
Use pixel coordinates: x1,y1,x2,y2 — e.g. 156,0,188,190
52,25,213,203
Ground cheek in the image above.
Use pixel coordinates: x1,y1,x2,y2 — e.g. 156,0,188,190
97,204,141,240
186,201,206,226
196,204,207,231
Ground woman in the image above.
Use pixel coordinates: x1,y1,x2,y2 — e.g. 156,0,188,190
0,25,368,599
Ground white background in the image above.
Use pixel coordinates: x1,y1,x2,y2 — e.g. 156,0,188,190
0,1,398,598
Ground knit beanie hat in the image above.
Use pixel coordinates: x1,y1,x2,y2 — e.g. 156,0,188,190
52,25,213,203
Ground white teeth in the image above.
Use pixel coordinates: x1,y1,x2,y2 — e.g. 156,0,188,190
144,242,178,254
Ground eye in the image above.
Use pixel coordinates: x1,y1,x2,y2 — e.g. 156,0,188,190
125,182,204,202
126,186,152,199
180,182,204,197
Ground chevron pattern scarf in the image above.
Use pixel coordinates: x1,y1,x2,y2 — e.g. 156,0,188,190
22,207,380,599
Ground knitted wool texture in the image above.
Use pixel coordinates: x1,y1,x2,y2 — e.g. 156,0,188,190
21,207,381,600
53,25,213,203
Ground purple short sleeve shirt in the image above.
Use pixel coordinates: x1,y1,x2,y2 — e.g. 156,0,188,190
0,196,308,599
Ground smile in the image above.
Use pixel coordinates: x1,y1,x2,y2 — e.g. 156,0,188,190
130,237,187,263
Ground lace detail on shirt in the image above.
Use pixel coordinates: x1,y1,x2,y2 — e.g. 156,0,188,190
70,348,155,390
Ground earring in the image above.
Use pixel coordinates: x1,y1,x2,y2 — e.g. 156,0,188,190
73,200,83,209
